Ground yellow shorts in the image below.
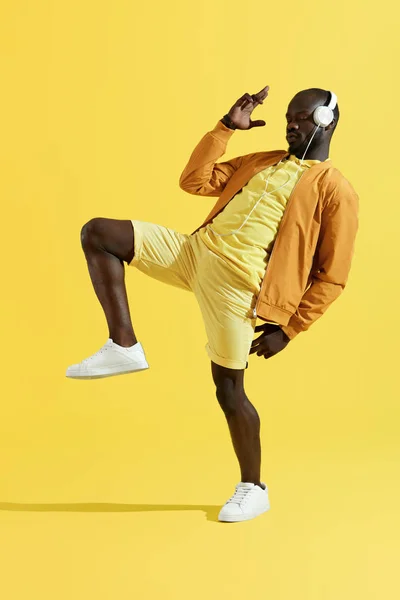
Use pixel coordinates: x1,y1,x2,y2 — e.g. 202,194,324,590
129,220,260,370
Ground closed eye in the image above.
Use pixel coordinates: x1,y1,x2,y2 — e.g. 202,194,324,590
286,113,310,123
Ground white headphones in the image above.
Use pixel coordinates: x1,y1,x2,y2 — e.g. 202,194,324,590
313,91,337,127
300,90,337,160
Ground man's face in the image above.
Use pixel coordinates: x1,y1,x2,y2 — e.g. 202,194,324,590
285,94,324,155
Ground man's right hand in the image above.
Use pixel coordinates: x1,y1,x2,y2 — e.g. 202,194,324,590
226,85,269,130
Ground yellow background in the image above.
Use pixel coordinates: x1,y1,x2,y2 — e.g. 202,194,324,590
0,0,399,598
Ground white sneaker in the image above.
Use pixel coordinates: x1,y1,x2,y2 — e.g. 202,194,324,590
218,482,270,523
66,339,149,379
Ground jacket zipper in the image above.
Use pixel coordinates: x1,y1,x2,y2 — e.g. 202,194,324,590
253,169,307,318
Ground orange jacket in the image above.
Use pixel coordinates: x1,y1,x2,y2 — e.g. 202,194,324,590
179,120,359,341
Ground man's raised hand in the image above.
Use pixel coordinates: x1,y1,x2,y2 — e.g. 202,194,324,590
226,85,270,130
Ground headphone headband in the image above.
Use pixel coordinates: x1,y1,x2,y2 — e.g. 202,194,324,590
327,90,337,111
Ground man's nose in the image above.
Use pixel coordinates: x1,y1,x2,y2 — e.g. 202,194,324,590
287,120,299,132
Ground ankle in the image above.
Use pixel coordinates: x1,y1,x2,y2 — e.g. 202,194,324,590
242,478,262,488
110,332,137,348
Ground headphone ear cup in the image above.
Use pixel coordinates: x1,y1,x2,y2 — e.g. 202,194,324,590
313,106,334,127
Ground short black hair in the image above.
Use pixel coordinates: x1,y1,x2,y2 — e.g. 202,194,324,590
297,88,340,132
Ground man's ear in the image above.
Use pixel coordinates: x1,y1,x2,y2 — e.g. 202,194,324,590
325,118,336,132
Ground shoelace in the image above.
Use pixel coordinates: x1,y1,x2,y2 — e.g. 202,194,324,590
81,341,112,364
226,486,254,505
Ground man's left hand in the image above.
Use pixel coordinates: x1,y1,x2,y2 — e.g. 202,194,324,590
250,323,291,360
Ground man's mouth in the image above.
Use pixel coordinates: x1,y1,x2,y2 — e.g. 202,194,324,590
286,133,299,142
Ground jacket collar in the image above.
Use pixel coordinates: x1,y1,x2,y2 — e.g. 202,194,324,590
264,150,332,169
240,151,332,187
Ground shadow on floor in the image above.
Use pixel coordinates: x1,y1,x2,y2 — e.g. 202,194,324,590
0,502,221,522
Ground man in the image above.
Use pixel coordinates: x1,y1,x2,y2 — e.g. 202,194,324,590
66,85,359,523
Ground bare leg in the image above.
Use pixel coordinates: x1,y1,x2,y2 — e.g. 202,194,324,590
80,217,137,347
211,362,262,486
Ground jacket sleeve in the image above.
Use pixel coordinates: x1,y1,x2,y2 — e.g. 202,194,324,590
179,120,244,197
280,177,360,341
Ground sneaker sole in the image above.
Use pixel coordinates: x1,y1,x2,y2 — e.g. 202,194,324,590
66,363,149,380
218,504,270,523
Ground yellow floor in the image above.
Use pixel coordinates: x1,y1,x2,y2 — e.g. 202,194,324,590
0,328,398,599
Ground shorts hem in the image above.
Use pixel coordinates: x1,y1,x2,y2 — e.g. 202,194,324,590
206,345,248,370
129,220,144,267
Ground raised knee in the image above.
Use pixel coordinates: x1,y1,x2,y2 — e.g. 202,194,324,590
80,217,104,249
